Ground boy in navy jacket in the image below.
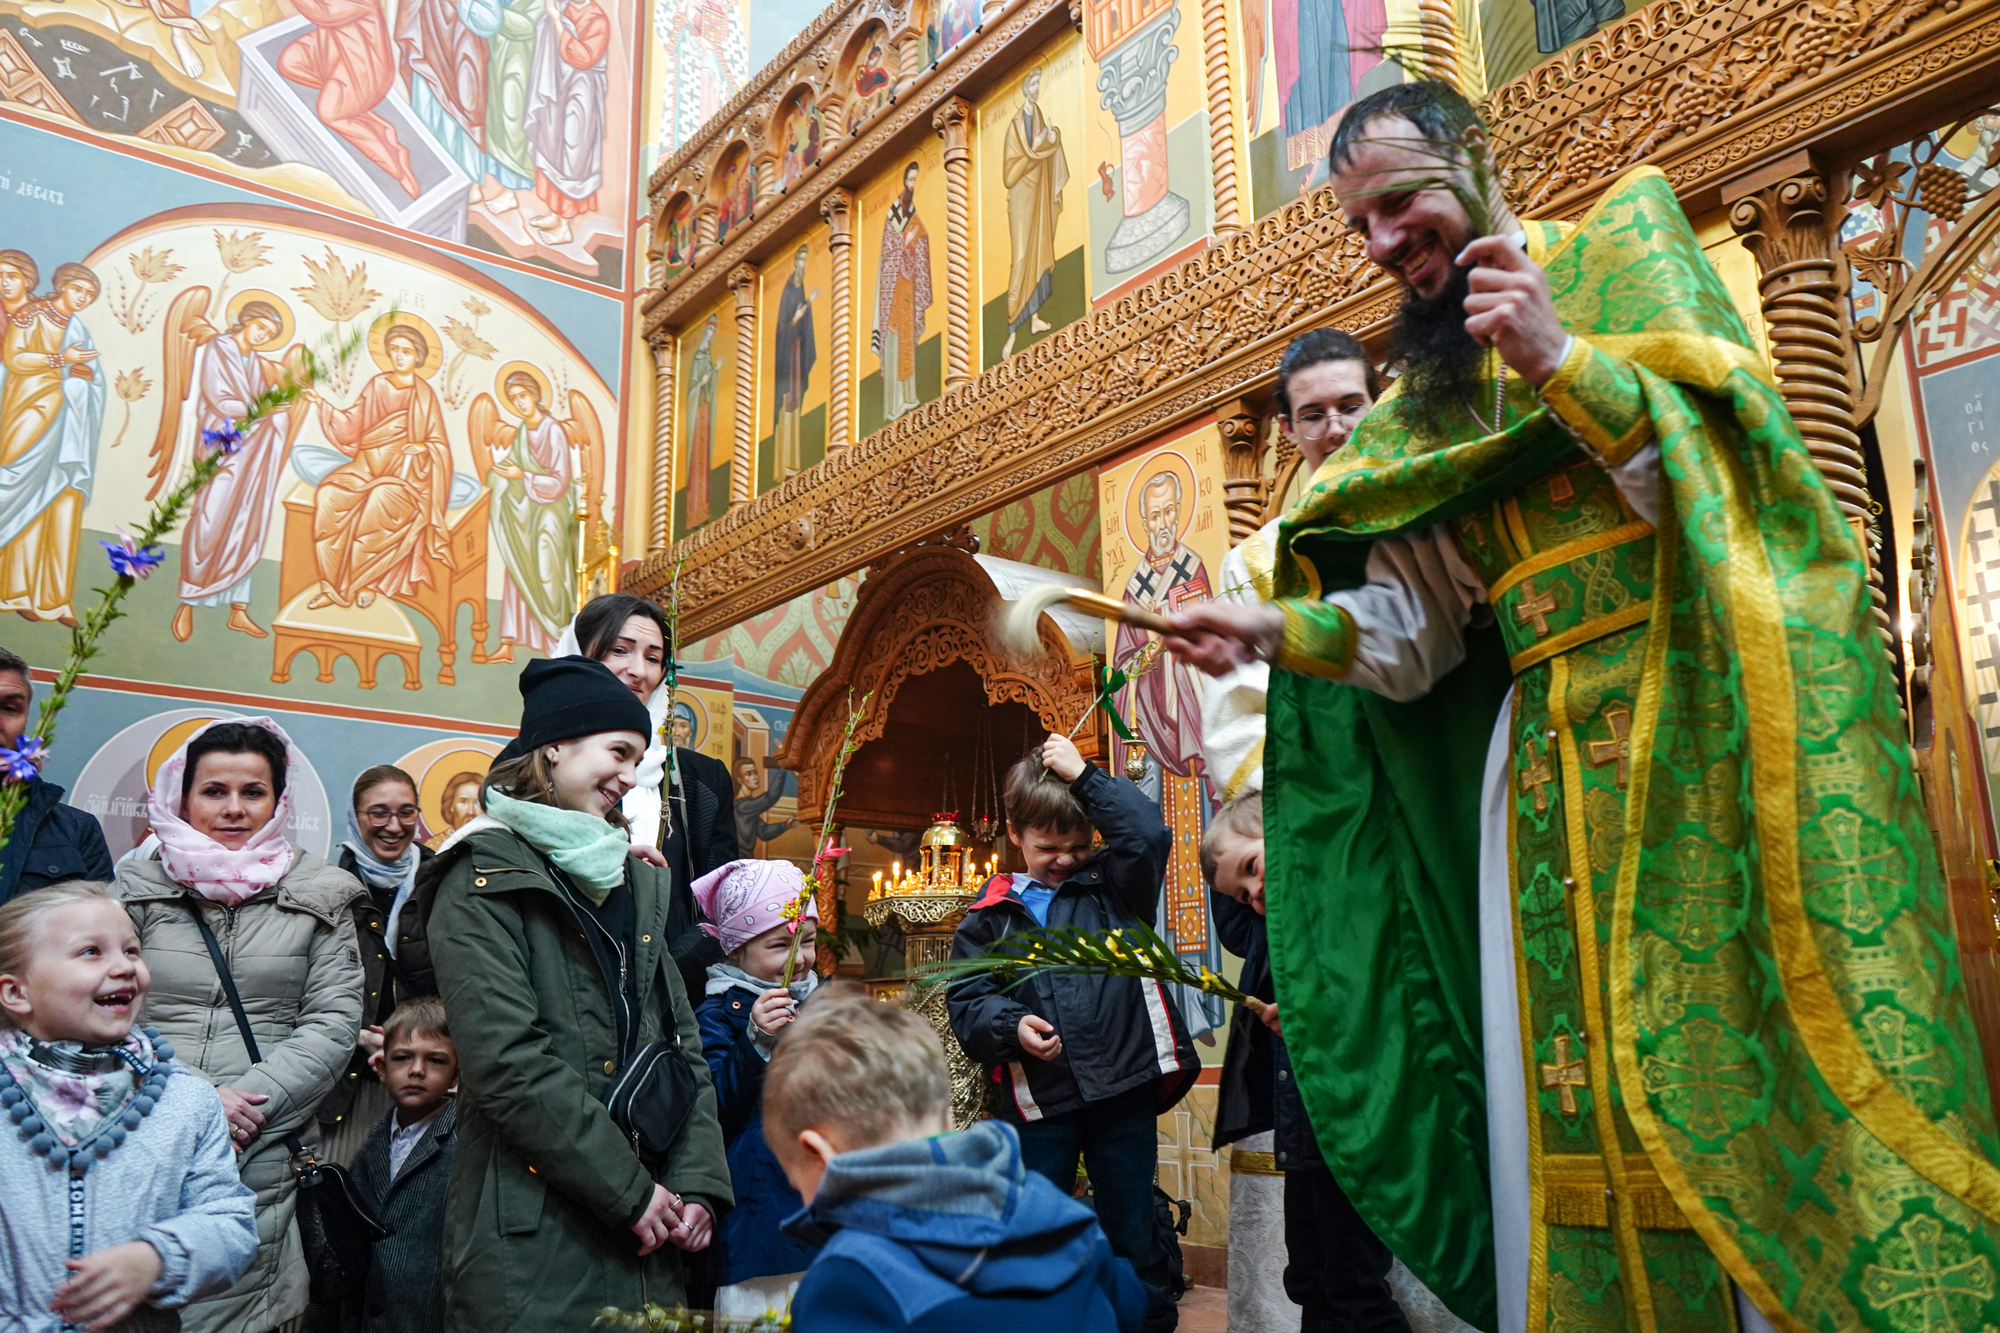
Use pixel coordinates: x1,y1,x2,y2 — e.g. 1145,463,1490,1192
773,988,1147,1333
947,734,1197,1331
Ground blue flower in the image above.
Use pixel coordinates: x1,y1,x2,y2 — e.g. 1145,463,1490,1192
100,527,165,580
0,735,46,784
201,426,245,454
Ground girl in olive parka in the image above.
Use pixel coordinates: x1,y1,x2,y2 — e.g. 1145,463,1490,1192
421,657,732,1331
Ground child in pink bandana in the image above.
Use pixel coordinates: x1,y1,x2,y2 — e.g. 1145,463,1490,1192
690,859,823,1319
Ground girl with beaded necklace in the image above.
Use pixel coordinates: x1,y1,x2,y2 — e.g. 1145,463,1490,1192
0,882,255,1331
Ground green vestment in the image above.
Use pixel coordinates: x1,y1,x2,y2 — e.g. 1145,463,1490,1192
1264,166,2000,1333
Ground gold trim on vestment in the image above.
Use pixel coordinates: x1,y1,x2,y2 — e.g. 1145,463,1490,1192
1609,480,1811,1333
1542,1154,1695,1231
1549,652,1660,1333
1224,739,1264,804
1509,603,1653,675
1240,525,1279,601
1489,521,1657,603
1230,1150,1282,1176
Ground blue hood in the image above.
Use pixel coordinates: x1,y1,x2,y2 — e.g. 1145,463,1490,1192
786,1119,1104,1297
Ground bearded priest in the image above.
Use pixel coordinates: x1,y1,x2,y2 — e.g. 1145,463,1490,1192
1165,79,2000,1333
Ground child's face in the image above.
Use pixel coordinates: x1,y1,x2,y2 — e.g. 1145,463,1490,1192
0,899,150,1046
1211,825,1265,915
1007,822,1093,887
735,919,815,984
383,1029,458,1120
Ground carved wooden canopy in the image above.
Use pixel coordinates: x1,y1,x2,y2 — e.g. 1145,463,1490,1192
634,0,2000,641
773,545,1100,824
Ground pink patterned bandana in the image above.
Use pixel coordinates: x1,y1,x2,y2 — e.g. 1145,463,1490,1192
691,858,816,954
147,716,300,906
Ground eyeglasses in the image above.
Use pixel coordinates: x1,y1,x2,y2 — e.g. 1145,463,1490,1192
363,805,420,828
1286,404,1371,440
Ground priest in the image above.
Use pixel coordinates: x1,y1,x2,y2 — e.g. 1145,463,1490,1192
1165,79,2000,1333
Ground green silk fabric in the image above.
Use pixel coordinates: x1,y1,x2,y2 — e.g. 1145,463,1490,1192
1265,166,2000,1332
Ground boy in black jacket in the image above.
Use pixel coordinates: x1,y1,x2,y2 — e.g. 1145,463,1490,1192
947,733,1197,1333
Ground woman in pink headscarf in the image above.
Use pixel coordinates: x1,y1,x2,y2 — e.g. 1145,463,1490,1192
113,718,366,1333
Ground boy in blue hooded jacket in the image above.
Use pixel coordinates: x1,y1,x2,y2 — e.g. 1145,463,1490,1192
768,987,1147,1332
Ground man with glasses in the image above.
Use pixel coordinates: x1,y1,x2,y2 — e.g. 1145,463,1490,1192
1202,328,1380,806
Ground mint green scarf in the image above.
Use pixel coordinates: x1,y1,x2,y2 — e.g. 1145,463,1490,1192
485,789,632,903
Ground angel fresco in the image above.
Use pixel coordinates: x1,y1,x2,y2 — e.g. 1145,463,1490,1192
0,252,103,626
154,287,311,642
468,364,601,657
308,315,454,610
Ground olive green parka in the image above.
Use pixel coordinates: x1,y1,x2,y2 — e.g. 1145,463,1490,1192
421,820,733,1331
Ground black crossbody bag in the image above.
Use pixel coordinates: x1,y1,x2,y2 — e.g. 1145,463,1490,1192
185,903,388,1302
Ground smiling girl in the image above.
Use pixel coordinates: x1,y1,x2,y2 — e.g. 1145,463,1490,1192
0,882,256,1333
419,658,730,1330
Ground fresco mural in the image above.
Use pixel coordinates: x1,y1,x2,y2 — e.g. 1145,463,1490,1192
856,137,945,436
779,88,822,190
675,293,733,533
0,0,636,280
978,41,1086,368
758,236,827,491
840,23,894,136
968,471,1101,578
0,118,621,723
644,0,747,174
1098,419,1227,1036
712,143,753,245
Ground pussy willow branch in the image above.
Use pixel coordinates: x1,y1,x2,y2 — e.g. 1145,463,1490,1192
781,688,871,987
0,321,370,851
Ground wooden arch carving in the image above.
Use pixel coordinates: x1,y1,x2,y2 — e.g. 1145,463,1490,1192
775,545,1100,822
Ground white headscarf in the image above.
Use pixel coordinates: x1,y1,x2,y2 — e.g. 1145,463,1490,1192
555,619,672,845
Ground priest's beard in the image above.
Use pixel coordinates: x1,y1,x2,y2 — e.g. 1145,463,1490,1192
1388,262,1485,432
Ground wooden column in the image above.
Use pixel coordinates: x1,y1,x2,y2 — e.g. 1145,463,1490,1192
934,96,974,390
1198,0,1239,234
1725,155,1888,641
821,188,857,453
693,207,718,266
650,332,677,550
1417,0,1462,90
727,262,759,510
1217,398,1264,542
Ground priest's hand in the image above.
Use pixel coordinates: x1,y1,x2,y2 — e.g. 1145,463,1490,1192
1458,233,1568,387
1162,603,1283,675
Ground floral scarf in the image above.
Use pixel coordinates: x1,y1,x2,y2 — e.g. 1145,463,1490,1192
146,715,300,906
0,1027,154,1147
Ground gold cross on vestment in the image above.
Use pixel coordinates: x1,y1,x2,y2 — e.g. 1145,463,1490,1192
1519,739,1554,814
1514,579,1558,638
1541,1033,1588,1115
1587,706,1633,788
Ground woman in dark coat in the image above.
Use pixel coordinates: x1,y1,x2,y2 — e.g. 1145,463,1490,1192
422,656,731,1330
319,762,437,1163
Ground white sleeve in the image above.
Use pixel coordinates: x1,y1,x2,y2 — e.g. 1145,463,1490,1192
1328,526,1485,702
1201,542,1271,800
1605,442,1661,526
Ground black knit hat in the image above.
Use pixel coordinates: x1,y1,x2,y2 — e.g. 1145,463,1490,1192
513,656,653,754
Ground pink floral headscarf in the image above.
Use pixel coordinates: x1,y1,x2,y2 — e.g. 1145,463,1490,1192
147,716,300,906
691,858,816,954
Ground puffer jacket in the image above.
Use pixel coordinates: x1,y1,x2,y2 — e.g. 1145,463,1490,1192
116,849,367,1333
420,820,733,1331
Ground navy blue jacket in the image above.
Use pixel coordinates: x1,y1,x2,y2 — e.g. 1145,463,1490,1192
696,974,819,1284
946,763,1195,1122
1210,892,1322,1171
785,1118,1146,1333
0,777,112,903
